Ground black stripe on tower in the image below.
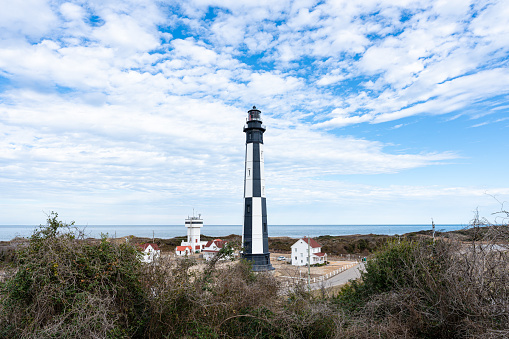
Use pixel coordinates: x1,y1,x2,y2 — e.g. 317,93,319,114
243,197,252,253
262,197,268,253
252,143,261,197
246,129,264,144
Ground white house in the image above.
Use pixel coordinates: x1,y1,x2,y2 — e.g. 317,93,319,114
175,245,192,256
202,239,230,261
291,237,327,266
137,243,161,263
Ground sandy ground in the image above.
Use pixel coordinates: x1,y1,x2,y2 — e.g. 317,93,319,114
161,252,359,284
269,253,358,281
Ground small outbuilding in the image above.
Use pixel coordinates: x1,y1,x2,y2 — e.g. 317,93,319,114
137,243,161,263
175,245,192,256
291,237,327,266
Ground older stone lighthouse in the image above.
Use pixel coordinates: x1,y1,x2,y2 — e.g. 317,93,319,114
242,106,274,271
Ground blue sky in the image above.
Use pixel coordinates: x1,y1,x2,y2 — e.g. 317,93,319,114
1,0,508,226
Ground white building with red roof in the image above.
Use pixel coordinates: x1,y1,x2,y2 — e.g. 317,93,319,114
137,243,161,263
175,245,192,256
178,214,208,255
202,239,230,261
291,237,327,266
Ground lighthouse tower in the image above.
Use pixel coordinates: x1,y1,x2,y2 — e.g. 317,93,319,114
242,106,274,271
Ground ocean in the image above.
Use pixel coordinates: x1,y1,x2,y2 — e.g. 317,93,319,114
0,224,468,242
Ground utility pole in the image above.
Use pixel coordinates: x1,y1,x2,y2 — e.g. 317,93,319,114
307,236,311,292
432,218,436,243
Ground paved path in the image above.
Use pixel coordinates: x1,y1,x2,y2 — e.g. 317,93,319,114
310,262,365,290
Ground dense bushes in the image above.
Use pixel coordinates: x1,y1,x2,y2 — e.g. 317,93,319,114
0,213,148,338
1,212,508,338
142,252,281,338
335,231,509,338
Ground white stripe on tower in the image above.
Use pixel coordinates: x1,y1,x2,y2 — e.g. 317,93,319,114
251,197,263,253
244,143,253,198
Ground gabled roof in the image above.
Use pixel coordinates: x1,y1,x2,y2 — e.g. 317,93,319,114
293,237,321,249
176,245,192,251
137,243,160,251
204,239,227,249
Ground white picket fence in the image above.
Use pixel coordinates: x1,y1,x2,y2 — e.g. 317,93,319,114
311,263,357,283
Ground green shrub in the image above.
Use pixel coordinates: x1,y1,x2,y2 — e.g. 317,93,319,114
0,212,148,338
334,231,509,338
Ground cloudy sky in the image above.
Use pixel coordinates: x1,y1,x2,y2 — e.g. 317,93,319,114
1,0,508,226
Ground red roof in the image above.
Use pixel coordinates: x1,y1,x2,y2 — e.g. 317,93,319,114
205,239,227,249
176,245,192,251
137,243,160,251
301,237,321,248
314,252,326,257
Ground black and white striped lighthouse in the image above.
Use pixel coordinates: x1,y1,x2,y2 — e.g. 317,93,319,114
242,106,274,271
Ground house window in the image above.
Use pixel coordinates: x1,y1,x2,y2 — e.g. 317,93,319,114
295,256,297,260
294,248,297,252
300,253,303,257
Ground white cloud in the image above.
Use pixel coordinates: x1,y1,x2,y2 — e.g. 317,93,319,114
247,72,302,96
373,68,509,123
316,74,344,86
286,8,321,30
171,38,219,65
60,3,86,21
0,0,57,39
92,14,160,53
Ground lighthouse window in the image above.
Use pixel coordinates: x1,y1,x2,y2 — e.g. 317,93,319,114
247,168,250,177
263,223,267,233
246,205,251,213
249,133,252,140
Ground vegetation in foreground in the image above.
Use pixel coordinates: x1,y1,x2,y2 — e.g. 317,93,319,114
0,212,508,338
